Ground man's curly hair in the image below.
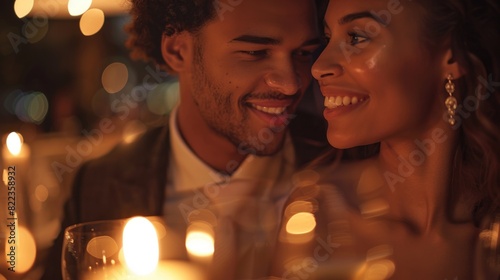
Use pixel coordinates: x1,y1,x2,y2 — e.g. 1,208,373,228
126,0,216,72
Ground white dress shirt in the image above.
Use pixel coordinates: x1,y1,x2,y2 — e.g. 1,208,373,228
162,106,296,279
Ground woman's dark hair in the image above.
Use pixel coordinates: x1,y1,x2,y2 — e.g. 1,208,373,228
418,0,500,224
125,0,216,72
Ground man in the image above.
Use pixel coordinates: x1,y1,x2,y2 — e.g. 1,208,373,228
42,0,328,279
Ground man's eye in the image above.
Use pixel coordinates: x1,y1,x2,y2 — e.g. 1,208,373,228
347,32,369,46
294,50,314,57
240,50,267,56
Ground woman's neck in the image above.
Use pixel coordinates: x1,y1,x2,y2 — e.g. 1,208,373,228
375,125,465,234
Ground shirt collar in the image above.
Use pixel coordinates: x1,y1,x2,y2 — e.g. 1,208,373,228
169,106,295,194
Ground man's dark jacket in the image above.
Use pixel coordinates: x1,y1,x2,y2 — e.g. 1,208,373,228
41,112,329,279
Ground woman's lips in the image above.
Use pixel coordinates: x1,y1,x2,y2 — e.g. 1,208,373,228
320,88,369,117
324,95,368,109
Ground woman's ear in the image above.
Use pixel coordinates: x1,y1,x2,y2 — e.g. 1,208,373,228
161,31,193,73
441,48,465,80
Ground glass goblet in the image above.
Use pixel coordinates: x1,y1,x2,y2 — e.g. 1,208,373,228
61,218,128,280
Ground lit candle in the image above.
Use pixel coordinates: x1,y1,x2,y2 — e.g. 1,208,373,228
2,132,30,166
1,132,35,277
185,221,215,265
83,217,206,280
1,132,30,197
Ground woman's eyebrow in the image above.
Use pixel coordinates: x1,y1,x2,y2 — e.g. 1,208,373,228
339,11,388,26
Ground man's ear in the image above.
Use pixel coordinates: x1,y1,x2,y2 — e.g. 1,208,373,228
440,48,465,80
161,31,192,73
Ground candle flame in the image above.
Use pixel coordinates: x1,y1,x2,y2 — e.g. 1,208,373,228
185,222,214,258
6,132,23,156
186,231,214,257
122,217,159,276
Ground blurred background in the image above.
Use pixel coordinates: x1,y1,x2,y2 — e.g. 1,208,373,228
0,1,181,278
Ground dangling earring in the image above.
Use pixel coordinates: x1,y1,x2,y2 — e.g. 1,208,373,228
445,74,458,126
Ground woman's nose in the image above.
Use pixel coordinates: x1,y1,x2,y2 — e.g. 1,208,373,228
311,49,344,81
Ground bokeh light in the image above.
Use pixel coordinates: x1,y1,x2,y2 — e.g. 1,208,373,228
185,221,214,262
14,0,34,18
8,91,49,124
147,80,180,115
34,184,49,202
86,236,119,259
2,169,9,186
3,90,23,115
281,200,317,243
68,0,92,16
363,259,396,280
27,92,49,124
286,212,316,235
123,120,147,144
4,227,37,273
185,231,214,257
79,8,105,36
102,62,128,94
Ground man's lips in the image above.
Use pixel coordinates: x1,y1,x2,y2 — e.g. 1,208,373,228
245,99,296,127
249,104,287,115
245,99,295,115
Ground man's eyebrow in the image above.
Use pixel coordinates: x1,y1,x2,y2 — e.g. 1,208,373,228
230,35,321,47
339,11,388,26
230,35,281,45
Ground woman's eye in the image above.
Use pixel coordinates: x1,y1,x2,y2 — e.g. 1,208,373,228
347,32,369,46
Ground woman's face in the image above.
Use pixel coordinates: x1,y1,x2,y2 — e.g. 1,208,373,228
312,0,449,149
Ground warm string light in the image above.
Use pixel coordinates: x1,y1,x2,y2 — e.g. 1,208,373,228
79,8,105,36
68,0,92,16
13,0,34,18
101,62,128,94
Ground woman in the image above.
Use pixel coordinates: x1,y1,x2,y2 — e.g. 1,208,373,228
273,0,500,279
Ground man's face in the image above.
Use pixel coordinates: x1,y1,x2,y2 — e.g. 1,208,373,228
180,0,320,156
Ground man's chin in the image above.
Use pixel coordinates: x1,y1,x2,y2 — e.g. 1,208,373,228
253,146,281,156
246,135,287,157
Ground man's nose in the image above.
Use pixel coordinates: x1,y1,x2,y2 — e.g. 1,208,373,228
264,62,301,95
